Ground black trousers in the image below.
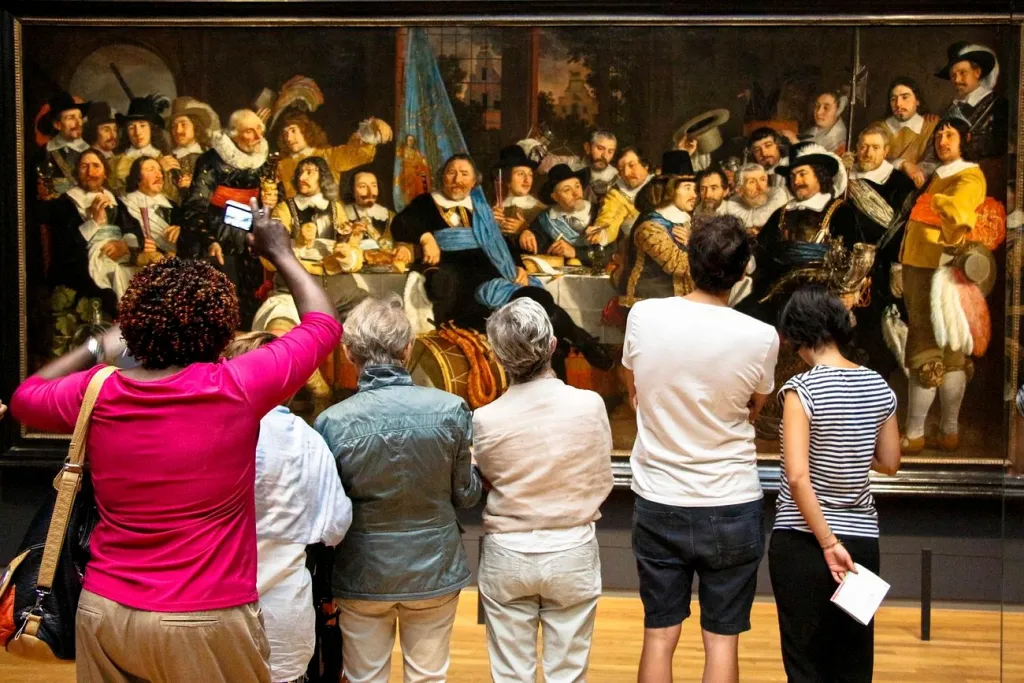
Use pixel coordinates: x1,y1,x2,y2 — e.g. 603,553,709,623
768,530,880,683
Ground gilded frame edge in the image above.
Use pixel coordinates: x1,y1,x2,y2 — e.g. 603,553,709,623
8,13,1024,489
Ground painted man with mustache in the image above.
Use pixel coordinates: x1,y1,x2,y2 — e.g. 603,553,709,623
577,130,619,205
342,168,411,270
870,77,940,188
181,108,274,326
586,146,653,245
391,154,612,370
527,163,608,267
743,142,862,324
895,115,987,454
119,155,183,264
36,91,91,200
45,149,145,313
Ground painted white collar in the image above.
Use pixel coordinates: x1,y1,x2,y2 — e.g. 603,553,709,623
172,142,203,158
614,173,652,201
589,165,618,183
955,85,992,108
124,144,162,160
786,192,831,212
885,113,925,135
503,194,543,210
46,136,90,153
65,186,116,217
550,201,593,225
123,190,173,211
347,203,392,222
211,130,269,170
431,191,473,211
95,148,114,159
655,204,691,224
851,160,895,184
294,193,330,211
935,158,978,179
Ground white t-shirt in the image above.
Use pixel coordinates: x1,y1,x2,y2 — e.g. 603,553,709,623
623,297,780,507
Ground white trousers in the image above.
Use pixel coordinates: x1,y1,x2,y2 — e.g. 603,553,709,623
478,536,602,683
336,591,460,683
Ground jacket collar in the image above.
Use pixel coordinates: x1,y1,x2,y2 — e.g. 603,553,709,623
357,364,414,391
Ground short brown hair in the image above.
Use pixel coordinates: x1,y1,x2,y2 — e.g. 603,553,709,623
276,111,329,152
221,331,276,360
857,124,892,147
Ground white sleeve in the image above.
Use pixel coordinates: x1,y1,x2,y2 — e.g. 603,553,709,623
757,332,781,394
309,431,352,547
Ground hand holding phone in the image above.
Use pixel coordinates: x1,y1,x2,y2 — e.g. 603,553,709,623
245,198,293,264
224,199,254,231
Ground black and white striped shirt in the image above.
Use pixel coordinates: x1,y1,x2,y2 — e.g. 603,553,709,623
774,366,897,538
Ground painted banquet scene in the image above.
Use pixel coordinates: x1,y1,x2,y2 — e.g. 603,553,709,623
0,8,1022,683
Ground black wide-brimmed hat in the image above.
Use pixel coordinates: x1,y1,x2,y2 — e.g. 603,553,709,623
116,94,169,130
83,102,117,144
539,163,589,204
775,142,847,196
494,144,539,171
660,150,696,180
36,91,91,135
935,41,998,80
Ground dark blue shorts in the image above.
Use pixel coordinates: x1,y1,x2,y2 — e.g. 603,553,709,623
632,495,765,634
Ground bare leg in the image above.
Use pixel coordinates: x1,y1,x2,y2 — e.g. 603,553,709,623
700,630,739,683
637,625,681,683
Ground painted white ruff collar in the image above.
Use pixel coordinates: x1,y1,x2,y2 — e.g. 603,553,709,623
66,187,117,219
655,204,691,224
935,158,978,179
172,142,203,158
786,192,831,211
503,194,543,210
614,173,652,201
46,136,90,153
294,193,330,211
124,144,162,160
211,130,269,170
431,191,473,211
886,113,925,135
589,165,618,183
550,200,593,226
851,160,895,184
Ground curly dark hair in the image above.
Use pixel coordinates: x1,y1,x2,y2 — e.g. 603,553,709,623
276,111,330,153
118,257,240,369
689,215,752,293
292,155,338,200
778,285,854,351
125,155,162,194
787,163,834,197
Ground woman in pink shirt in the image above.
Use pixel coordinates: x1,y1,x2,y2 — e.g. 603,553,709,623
11,200,341,683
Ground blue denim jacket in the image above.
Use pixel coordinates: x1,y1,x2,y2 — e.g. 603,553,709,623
314,364,482,601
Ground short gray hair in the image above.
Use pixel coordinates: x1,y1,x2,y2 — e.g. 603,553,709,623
736,163,767,186
486,298,555,384
228,109,265,138
342,294,413,367
589,129,617,146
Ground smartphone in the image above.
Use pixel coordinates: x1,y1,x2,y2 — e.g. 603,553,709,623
224,199,254,231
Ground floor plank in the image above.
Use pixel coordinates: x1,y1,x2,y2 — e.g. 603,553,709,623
2,592,1017,682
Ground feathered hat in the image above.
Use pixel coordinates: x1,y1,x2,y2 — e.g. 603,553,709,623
935,42,1000,91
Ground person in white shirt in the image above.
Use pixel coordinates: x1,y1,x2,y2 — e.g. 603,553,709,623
474,297,614,683
622,215,780,683
223,332,353,683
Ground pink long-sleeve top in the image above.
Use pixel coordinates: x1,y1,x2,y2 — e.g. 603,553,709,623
11,312,341,613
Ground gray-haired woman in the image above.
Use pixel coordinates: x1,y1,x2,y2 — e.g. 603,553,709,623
314,295,481,683
473,297,614,683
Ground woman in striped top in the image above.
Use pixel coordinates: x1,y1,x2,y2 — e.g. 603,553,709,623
768,287,901,683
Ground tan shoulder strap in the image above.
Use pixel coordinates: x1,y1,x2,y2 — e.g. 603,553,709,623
37,366,118,592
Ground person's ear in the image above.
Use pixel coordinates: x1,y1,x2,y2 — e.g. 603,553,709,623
342,344,355,366
548,336,558,354
401,341,414,365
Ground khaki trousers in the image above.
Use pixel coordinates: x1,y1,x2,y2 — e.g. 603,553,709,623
336,591,460,683
478,536,602,683
75,589,271,683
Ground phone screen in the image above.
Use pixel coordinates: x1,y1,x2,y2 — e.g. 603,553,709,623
224,202,253,231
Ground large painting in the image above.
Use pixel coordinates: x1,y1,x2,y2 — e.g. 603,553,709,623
7,15,1022,481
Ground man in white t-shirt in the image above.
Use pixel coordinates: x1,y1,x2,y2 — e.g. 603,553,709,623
621,215,780,683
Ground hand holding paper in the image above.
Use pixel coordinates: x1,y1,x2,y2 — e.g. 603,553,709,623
830,563,890,625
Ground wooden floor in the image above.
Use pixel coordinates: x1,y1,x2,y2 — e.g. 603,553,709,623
2,591,1019,682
